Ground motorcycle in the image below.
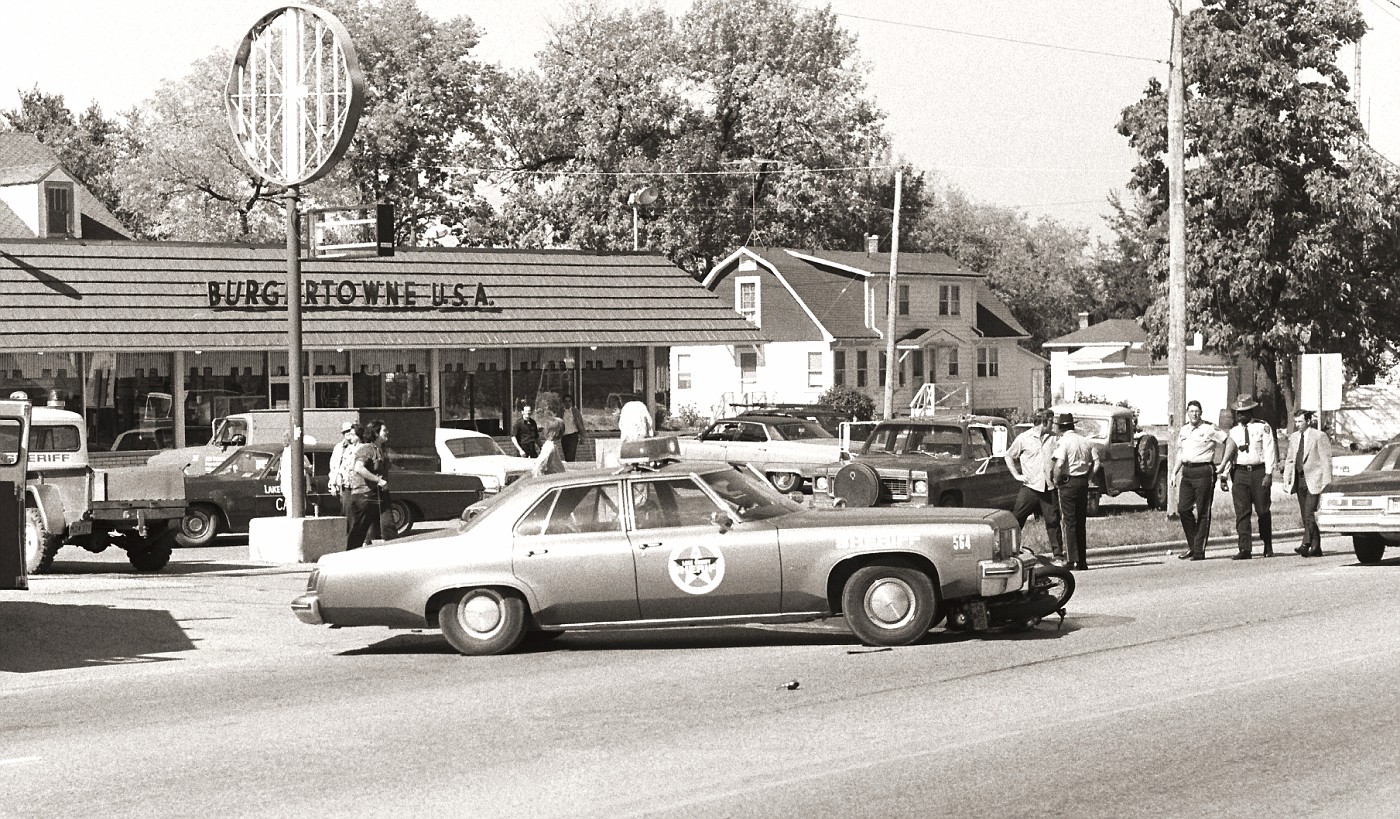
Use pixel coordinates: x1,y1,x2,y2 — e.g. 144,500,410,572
944,550,1076,633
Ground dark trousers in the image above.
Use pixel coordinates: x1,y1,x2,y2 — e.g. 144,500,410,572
1058,475,1090,567
346,490,382,551
1013,485,1063,557
561,432,580,462
1296,485,1322,551
1231,465,1272,555
1178,463,1216,556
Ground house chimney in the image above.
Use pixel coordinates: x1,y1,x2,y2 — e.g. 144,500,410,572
1078,311,1090,330
865,234,879,254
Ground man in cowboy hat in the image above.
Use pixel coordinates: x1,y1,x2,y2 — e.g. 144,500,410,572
1050,411,1101,571
1225,393,1276,559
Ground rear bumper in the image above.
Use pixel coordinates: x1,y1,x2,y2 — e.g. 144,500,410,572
1316,512,1400,535
291,593,324,625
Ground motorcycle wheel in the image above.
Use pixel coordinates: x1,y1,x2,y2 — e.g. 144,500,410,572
1034,565,1076,610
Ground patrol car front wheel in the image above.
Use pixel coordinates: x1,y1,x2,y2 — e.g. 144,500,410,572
439,588,528,656
842,565,937,647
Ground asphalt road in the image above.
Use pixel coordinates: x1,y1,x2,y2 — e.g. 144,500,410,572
4,534,1400,817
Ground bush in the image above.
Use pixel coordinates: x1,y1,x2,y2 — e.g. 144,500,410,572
674,404,706,428
818,385,876,422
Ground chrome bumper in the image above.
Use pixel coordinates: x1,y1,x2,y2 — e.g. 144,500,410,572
978,554,1033,597
1316,512,1400,534
291,593,324,625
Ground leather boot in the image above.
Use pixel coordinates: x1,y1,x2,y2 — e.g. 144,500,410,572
1309,544,1323,557
1262,544,1274,557
1295,544,1310,557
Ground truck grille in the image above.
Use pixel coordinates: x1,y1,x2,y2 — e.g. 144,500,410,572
880,477,910,499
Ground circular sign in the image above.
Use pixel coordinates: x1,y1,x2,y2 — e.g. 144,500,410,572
668,544,726,595
225,4,365,186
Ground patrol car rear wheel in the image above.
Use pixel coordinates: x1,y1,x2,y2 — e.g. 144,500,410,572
439,588,527,656
842,565,937,646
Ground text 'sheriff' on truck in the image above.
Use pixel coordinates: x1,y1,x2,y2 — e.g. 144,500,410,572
23,405,186,574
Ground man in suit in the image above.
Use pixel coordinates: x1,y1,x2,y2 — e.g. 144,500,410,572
1283,409,1333,557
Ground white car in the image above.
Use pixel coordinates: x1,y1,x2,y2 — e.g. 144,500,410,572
435,428,535,494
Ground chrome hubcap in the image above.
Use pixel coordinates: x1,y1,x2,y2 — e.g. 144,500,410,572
461,594,503,635
866,578,915,629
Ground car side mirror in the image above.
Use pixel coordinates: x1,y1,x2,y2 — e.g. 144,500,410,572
710,510,732,534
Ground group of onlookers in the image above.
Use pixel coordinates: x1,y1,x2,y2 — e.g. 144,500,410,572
328,420,391,551
1005,393,1335,567
509,395,588,475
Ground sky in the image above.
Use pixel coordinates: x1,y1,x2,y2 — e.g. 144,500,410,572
4,0,1400,241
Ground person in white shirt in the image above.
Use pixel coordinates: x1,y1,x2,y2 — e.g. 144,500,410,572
1172,400,1226,560
1004,409,1063,563
1224,393,1276,559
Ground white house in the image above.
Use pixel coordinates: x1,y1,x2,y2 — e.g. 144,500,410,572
671,246,1048,421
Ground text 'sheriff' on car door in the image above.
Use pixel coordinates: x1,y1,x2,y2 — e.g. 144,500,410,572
624,475,781,620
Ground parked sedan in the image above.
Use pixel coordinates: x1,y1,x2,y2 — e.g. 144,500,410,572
678,414,842,492
436,428,535,494
1318,441,1400,563
177,443,484,546
292,439,1040,655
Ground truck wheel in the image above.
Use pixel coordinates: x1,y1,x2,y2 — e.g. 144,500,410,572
439,588,528,655
128,528,176,572
24,507,62,574
938,491,962,507
1353,534,1386,565
1086,492,1102,517
768,472,801,493
841,564,937,647
177,504,221,547
1146,469,1169,510
1135,435,1161,480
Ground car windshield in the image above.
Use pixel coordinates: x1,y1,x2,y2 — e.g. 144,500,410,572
1072,418,1111,439
213,449,274,478
1364,443,1400,472
769,420,835,441
444,436,505,458
863,424,963,458
698,466,801,521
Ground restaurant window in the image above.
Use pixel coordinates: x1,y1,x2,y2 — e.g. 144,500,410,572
898,284,910,316
807,352,822,388
184,351,268,435
856,351,868,387
1,353,82,419
441,349,508,435
977,347,999,378
45,182,74,237
939,284,960,317
346,350,429,409
82,353,173,453
833,350,846,387
581,347,644,433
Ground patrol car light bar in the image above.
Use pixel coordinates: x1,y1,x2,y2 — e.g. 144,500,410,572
618,436,681,465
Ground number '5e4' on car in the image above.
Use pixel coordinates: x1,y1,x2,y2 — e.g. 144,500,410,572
292,438,1054,656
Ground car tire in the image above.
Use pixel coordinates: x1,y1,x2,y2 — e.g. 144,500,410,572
24,507,62,575
177,504,221,548
127,526,176,573
1146,468,1169,510
937,490,962,507
841,564,938,647
385,499,414,539
439,588,528,656
768,471,801,493
1353,534,1386,565
1135,435,1161,481
833,463,881,508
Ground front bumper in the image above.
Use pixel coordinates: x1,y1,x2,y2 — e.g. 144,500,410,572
978,553,1034,597
291,593,324,625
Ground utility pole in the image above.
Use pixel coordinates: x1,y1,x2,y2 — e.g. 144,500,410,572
1167,0,1186,516
883,169,902,420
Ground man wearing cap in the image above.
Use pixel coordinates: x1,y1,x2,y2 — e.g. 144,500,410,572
1050,411,1101,571
1226,393,1276,559
1171,400,1227,560
1004,408,1064,564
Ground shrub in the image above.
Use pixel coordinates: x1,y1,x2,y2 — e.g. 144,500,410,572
818,385,876,421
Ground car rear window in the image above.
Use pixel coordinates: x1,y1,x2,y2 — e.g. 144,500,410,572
771,421,834,441
444,437,501,458
31,424,81,453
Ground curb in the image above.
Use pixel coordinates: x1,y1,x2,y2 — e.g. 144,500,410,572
1087,527,1307,560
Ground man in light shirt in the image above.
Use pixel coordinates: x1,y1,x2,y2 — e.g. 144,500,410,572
1172,399,1227,560
1004,408,1063,563
1225,393,1276,559
1050,412,1101,571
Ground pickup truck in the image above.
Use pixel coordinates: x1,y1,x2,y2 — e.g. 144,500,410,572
1049,403,1168,514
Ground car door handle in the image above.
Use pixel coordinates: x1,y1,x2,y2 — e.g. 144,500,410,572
526,549,549,557
638,542,662,550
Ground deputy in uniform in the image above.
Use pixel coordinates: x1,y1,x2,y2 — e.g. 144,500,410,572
1050,411,1101,571
1172,399,1226,560
1004,408,1063,563
1225,393,1276,559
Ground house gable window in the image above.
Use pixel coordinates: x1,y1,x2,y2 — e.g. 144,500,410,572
45,182,74,237
939,284,960,317
977,347,1000,378
735,276,761,326
833,350,846,387
807,351,822,388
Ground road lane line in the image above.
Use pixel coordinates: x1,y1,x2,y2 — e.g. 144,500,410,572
0,757,41,767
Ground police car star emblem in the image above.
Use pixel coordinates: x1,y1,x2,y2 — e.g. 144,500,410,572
668,544,726,595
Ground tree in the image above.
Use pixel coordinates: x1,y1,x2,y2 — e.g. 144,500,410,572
1087,190,1159,322
1117,0,1400,417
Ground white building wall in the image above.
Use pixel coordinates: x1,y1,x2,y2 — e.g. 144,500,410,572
1071,369,1231,427
0,182,38,235
671,341,827,422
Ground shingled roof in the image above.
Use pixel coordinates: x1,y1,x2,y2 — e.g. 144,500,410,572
0,133,132,239
0,240,764,351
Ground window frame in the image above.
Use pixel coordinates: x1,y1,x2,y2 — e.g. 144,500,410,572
939,284,961,317
44,181,75,238
806,351,823,389
735,275,761,326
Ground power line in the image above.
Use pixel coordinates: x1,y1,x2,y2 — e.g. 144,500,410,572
435,163,899,178
829,11,1165,65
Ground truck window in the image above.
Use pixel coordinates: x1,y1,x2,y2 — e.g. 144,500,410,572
0,419,20,465
31,425,81,452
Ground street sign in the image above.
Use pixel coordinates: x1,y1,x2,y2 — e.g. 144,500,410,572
305,203,394,258
225,5,365,187
1299,353,1343,412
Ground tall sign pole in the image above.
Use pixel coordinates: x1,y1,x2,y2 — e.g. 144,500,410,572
883,169,902,420
226,5,364,517
1166,0,1187,516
